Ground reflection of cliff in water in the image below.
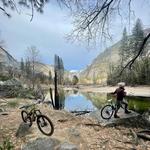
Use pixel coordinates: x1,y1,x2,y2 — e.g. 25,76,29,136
82,92,109,109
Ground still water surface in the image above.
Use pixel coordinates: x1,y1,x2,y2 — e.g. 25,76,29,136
63,91,150,113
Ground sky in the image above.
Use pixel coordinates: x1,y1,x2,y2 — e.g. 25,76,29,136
0,1,150,71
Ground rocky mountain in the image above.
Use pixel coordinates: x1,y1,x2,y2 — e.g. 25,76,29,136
80,28,150,85
0,46,19,68
34,62,54,77
0,47,54,77
80,41,120,85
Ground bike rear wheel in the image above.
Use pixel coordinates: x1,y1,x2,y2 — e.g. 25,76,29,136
101,105,114,119
21,110,32,126
37,115,54,136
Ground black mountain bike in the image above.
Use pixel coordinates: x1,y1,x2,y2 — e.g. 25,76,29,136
101,99,125,119
20,101,54,136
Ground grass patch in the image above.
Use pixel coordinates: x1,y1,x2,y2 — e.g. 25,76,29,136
0,137,14,150
7,100,19,108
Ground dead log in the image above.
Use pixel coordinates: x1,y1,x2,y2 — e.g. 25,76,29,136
137,133,150,140
84,123,101,127
130,129,138,145
71,110,91,113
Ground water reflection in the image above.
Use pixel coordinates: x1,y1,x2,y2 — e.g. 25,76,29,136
127,96,150,113
64,90,97,111
46,89,150,113
82,92,108,109
58,88,65,109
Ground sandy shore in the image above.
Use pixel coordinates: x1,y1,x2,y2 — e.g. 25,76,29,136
64,85,150,97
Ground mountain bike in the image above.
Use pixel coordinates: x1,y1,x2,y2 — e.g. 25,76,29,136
20,101,54,136
101,99,125,119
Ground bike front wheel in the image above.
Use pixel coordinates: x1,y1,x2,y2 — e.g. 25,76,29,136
101,105,114,119
37,115,54,136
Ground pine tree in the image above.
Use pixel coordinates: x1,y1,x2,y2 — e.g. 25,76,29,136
119,27,129,67
20,58,25,73
25,59,31,78
130,18,144,57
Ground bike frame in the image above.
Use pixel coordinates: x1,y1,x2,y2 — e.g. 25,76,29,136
108,99,125,110
28,108,41,121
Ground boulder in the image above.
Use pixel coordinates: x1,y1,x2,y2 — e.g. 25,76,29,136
59,142,78,150
22,138,79,150
142,111,150,124
22,138,60,150
67,128,88,149
16,122,31,138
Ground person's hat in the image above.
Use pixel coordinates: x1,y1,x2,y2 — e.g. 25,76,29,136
118,82,125,87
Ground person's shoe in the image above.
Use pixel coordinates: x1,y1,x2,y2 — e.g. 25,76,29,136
114,114,120,118
125,110,131,114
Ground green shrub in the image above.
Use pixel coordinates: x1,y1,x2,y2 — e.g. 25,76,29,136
6,87,35,99
0,75,12,81
7,100,19,108
0,138,14,150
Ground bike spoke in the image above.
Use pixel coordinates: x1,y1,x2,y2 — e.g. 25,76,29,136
101,105,113,119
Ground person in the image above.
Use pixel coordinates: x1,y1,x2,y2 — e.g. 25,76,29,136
113,82,131,118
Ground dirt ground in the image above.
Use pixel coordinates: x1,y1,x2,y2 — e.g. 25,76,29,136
0,98,150,150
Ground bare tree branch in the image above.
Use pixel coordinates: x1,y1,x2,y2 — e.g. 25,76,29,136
0,6,11,17
30,0,34,22
119,32,150,75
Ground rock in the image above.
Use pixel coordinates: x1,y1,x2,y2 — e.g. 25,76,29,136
16,122,31,138
22,138,60,150
59,142,78,150
68,128,80,137
67,128,88,149
88,110,102,122
142,111,150,124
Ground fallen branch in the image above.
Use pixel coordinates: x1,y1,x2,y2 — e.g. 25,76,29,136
113,146,128,150
136,130,150,141
70,110,92,116
70,110,91,114
84,123,102,127
137,133,150,141
130,129,138,145
138,130,150,133
115,139,133,144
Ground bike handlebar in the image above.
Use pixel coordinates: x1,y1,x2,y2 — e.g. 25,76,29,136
19,99,43,109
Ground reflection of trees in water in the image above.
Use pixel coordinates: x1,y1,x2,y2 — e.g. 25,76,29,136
46,87,65,109
64,89,79,97
127,96,150,113
58,88,65,109
73,89,79,94
82,92,109,109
